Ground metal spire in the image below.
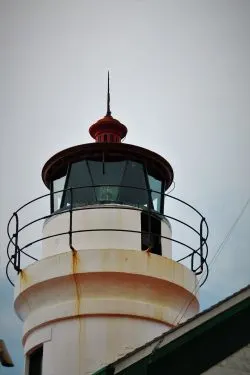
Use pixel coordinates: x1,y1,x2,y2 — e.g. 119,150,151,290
106,71,111,116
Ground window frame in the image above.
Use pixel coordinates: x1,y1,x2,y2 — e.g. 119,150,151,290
59,163,71,210
143,163,154,210
145,163,165,214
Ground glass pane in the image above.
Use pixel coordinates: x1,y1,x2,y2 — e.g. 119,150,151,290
119,161,149,208
53,175,66,211
88,160,126,202
148,175,162,212
60,159,152,209
62,160,95,208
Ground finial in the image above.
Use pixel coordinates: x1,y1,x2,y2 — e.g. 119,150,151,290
106,71,111,116
89,72,128,142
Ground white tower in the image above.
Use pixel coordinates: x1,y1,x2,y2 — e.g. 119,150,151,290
7,78,208,375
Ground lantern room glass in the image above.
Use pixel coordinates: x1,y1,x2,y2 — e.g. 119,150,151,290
148,175,162,212
51,158,165,214
53,175,67,211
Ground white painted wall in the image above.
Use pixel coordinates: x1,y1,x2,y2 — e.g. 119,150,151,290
42,205,172,258
14,202,199,375
25,316,170,375
15,247,198,375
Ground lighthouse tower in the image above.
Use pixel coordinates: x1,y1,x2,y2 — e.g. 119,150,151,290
7,76,208,375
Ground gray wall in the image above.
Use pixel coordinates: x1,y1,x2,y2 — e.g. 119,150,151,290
203,344,250,375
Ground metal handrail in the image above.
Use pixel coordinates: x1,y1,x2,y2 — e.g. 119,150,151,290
6,184,209,287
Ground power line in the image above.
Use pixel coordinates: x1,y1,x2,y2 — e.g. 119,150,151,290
150,197,250,358
209,197,250,270
173,196,250,326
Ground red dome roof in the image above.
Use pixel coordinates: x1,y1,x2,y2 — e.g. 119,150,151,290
89,114,128,143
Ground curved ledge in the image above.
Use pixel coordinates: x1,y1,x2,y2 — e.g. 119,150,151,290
14,249,199,340
15,249,198,295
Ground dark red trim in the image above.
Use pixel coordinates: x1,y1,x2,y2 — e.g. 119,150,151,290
89,115,127,143
42,142,174,189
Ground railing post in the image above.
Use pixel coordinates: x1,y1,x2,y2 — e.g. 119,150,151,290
13,212,21,274
192,217,205,275
199,217,204,273
69,187,74,251
160,180,166,214
147,188,152,250
50,181,54,214
191,248,195,272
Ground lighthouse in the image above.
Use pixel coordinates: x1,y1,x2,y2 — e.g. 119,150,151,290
6,75,208,375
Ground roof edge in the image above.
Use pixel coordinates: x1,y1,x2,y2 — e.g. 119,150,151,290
97,285,250,374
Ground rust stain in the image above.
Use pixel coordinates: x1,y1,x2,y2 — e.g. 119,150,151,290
145,247,152,256
71,248,79,275
71,248,81,315
71,248,82,375
20,270,28,288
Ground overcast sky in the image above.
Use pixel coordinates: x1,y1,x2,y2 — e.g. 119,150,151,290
1,1,250,374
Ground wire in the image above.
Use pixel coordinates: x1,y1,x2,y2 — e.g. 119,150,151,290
173,196,250,326
208,197,250,270
150,196,250,356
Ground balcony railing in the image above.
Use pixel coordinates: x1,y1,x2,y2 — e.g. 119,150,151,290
6,185,209,287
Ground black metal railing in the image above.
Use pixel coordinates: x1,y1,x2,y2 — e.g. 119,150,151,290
6,185,209,286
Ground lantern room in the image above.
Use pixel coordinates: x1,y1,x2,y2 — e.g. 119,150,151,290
41,142,174,259
43,143,173,214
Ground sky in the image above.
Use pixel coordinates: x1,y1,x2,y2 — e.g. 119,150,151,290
0,0,250,373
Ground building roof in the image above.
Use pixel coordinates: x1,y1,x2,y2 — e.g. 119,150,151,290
94,285,250,375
